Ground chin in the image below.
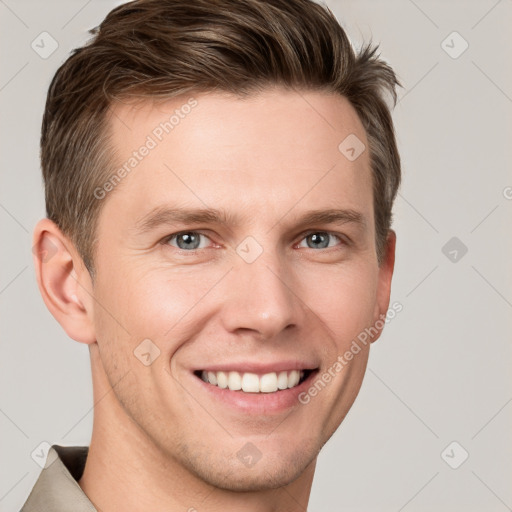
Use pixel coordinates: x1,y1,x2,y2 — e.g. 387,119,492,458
177,437,319,492
191,461,307,492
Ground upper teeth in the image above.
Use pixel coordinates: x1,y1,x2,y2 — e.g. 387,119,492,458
200,370,304,393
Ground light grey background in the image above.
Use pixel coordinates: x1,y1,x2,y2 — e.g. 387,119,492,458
1,0,511,510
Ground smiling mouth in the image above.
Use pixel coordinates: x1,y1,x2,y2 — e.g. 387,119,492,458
193,369,316,393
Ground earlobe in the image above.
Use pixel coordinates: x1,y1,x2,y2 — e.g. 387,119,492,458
370,229,397,343
32,218,96,345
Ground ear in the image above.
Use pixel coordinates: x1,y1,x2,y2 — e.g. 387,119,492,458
32,218,96,344
370,229,397,343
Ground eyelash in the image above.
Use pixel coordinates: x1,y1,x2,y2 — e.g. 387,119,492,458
161,230,348,253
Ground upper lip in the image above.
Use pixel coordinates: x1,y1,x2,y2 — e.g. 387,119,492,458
194,361,319,374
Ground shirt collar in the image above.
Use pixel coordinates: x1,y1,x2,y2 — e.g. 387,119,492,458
21,444,96,512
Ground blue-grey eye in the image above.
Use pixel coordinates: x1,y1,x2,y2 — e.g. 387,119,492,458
298,232,341,249
168,232,206,250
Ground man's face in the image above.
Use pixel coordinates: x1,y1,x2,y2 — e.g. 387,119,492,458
89,87,394,490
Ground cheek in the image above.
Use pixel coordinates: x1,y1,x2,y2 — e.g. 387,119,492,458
94,245,379,356
301,261,379,345
110,266,216,347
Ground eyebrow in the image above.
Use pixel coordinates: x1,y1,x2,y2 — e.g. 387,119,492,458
132,205,367,236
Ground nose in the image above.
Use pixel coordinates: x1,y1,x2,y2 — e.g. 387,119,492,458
219,243,302,340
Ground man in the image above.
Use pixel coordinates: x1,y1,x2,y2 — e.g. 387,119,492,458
24,0,401,509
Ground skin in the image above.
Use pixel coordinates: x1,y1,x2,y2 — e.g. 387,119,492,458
33,87,396,512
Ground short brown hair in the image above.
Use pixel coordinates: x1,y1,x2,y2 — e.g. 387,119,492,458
41,0,401,277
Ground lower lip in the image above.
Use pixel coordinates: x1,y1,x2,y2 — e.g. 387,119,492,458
190,370,318,415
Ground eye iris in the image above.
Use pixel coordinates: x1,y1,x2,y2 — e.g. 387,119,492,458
177,232,200,250
308,232,329,249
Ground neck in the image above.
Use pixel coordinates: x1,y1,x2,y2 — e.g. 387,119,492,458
78,343,316,512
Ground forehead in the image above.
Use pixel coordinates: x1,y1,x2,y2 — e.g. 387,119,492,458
101,88,373,229
108,88,367,162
